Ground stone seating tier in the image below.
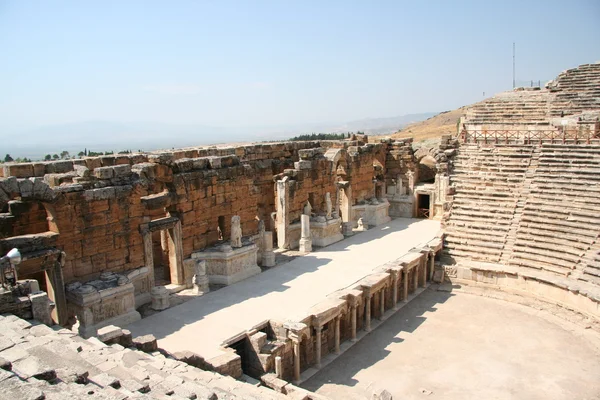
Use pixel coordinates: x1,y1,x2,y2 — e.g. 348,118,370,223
0,314,290,400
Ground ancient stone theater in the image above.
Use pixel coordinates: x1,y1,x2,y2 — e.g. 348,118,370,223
0,62,599,399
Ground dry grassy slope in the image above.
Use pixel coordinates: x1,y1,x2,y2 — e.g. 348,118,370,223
371,107,467,144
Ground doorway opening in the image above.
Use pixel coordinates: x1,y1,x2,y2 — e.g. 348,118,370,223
152,230,171,286
417,194,430,218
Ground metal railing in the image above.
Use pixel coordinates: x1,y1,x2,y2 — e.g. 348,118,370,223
460,125,600,145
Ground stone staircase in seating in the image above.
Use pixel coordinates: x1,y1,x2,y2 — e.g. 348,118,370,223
500,146,540,264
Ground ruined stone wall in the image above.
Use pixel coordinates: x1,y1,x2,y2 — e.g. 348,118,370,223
0,201,50,238
0,139,424,291
384,139,416,188
286,158,339,224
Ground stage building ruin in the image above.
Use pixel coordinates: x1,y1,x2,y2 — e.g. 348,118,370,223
0,61,598,399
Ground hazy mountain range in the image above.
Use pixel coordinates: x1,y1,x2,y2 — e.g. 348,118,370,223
2,112,437,160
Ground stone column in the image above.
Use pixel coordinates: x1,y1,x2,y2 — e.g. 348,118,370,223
338,182,354,236
314,324,322,368
421,257,428,287
262,231,276,267
413,266,419,292
276,177,290,250
350,302,358,341
290,334,302,382
299,214,312,253
167,220,184,285
47,258,68,325
429,253,436,281
275,356,283,379
379,287,385,320
364,294,372,332
334,316,341,354
391,271,399,310
403,270,409,302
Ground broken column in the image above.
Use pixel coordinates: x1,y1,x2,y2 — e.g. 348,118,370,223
276,177,290,250
192,260,209,295
299,214,312,253
262,231,276,267
29,291,53,326
151,286,170,311
325,192,333,219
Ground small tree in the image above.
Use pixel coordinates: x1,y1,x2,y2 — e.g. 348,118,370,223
52,154,59,160
78,151,85,157
44,154,52,161
4,154,13,162
60,150,69,159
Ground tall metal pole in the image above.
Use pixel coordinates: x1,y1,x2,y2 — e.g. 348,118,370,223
512,42,516,89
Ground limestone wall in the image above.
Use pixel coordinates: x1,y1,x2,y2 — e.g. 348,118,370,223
0,139,424,289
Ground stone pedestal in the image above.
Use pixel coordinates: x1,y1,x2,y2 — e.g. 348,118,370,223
388,195,414,218
342,222,354,237
299,238,312,253
311,217,344,247
352,199,391,227
151,286,170,311
192,243,261,286
66,272,141,338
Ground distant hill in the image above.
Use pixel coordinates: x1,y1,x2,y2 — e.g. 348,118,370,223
372,107,467,144
1,112,439,160
324,112,438,135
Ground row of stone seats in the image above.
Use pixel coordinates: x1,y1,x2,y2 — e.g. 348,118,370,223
0,314,289,400
547,63,600,117
445,145,532,262
509,144,600,277
465,90,550,124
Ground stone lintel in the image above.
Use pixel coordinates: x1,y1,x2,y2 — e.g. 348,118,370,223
145,216,179,232
397,252,423,269
309,298,347,327
140,192,172,210
357,273,390,295
0,232,60,255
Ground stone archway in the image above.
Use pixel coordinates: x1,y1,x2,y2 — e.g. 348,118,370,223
0,178,67,324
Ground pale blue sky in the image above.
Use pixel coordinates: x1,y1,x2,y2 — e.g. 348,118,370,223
0,0,599,135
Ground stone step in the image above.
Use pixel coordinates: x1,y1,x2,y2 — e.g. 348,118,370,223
509,257,572,276
516,227,594,247
450,208,514,220
447,215,512,225
512,242,583,263
445,248,501,262
518,220,598,239
521,210,600,228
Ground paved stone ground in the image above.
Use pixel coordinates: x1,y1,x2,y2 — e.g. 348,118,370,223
128,218,440,360
302,288,600,400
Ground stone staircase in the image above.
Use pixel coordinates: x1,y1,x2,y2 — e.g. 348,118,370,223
0,314,291,400
500,147,540,264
